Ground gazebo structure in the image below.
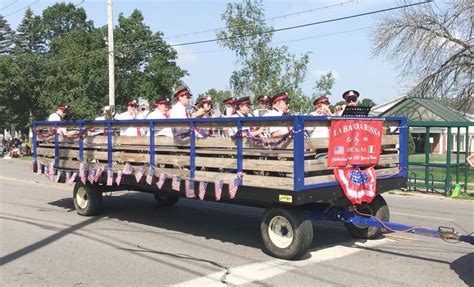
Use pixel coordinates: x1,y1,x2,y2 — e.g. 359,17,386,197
377,97,472,195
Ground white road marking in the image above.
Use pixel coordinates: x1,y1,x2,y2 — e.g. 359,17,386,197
0,176,69,190
391,212,454,221
174,238,393,286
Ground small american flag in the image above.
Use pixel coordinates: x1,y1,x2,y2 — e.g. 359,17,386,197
116,170,123,185
106,169,113,186
88,169,95,184
36,161,42,174
67,172,78,185
198,181,207,200
49,161,55,176
94,167,104,182
44,166,50,180
79,162,86,184
214,180,223,201
334,146,344,155
135,166,144,183
156,173,166,189
228,173,243,199
55,170,62,183
122,162,133,175
171,175,181,191
146,166,154,185
185,180,195,198
65,171,71,183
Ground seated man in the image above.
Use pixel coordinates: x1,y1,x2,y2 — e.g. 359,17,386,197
147,97,173,137
309,96,331,138
116,100,144,136
47,104,74,137
265,92,292,138
228,97,265,137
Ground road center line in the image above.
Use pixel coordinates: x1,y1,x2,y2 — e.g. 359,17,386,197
0,176,69,190
391,211,454,221
174,238,392,286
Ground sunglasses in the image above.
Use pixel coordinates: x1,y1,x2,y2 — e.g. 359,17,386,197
346,97,357,103
128,104,138,108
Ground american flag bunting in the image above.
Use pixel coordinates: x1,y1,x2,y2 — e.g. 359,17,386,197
106,169,113,186
228,173,244,199
198,181,207,200
94,167,104,182
55,170,62,183
156,173,166,189
67,172,78,185
185,179,195,198
135,166,144,183
36,161,42,174
65,171,71,183
79,162,86,184
214,180,223,201
171,175,181,191
48,161,55,176
116,170,123,185
146,166,154,185
122,162,133,175
88,169,96,184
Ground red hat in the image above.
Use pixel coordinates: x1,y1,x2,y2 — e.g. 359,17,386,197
196,95,212,107
223,97,237,105
257,95,270,103
57,104,69,111
342,90,360,100
235,97,251,109
271,92,289,105
126,100,138,107
313,96,330,106
154,98,171,106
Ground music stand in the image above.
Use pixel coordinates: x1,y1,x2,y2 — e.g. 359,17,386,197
341,106,372,117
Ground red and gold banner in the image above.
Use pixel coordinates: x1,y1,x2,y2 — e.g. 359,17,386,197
327,119,384,167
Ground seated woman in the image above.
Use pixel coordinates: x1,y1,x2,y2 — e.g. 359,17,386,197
309,96,332,138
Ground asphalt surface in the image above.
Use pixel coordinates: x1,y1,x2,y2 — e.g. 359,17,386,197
1,159,473,286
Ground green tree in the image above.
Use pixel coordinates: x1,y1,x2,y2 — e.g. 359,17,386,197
313,71,335,97
216,0,310,112
114,10,186,108
41,3,93,42
0,15,15,55
15,8,45,53
360,98,376,107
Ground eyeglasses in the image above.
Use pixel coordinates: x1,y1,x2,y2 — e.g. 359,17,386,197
282,100,290,105
346,97,357,103
128,104,138,108
185,95,192,99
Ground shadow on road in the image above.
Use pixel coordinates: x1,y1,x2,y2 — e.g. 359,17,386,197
450,252,474,286
48,192,360,258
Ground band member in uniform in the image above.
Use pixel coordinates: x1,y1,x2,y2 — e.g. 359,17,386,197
222,97,237,117
265,92,292,138
193,95,213,118
336,89,360,116
169,81,196,119
47,104,70,137
310,96,332,116
228,97,265,137
147,97,172,136
116,100,142,136
254,95,271,116
95,105,115,120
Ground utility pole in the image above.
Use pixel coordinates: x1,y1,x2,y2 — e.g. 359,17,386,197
107,0,115,109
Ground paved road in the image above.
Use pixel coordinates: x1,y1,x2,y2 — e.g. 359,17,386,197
1,159,473,286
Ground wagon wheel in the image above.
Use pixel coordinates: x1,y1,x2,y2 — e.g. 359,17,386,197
153,190,180,207
260,206,313,260
344,195,389,239
73,182,103,216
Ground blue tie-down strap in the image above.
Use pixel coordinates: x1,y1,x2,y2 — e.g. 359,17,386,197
341,211,474,245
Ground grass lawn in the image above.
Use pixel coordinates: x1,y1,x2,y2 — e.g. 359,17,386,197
408,167,474,190
409,153,466,164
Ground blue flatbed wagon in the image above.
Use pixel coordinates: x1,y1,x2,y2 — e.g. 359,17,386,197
31,116,472,259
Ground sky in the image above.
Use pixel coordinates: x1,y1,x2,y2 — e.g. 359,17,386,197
2,0,427,106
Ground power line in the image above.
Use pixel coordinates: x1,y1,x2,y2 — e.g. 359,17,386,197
163,0,359,39
178,26,373,55
0,0,17,11
171,0,432,47
4,0,40,17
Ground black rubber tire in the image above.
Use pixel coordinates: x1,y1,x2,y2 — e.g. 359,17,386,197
153,190,180,207
73,182,103,216
260,206,313,260
344,195,390,239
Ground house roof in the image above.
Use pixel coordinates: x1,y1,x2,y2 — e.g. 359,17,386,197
379,97,471,126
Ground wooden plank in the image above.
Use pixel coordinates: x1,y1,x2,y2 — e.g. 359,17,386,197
38,158,294,190
37,147,295,173
304,167,401,185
